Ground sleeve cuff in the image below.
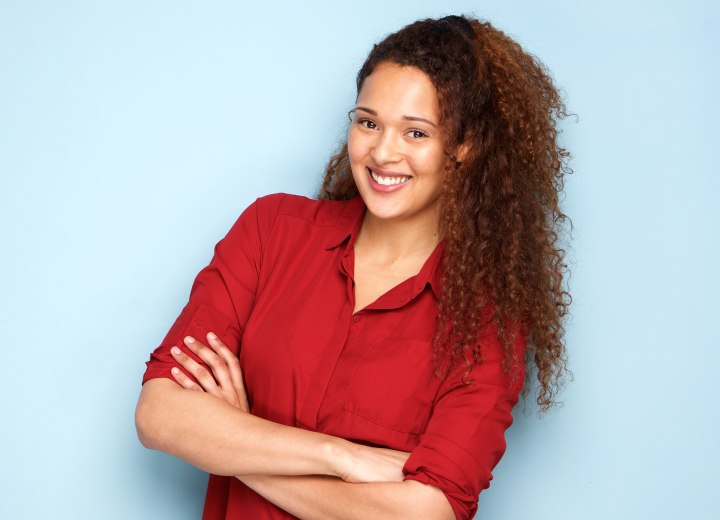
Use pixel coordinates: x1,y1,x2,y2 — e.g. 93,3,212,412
141,302,243,386
403,441,489,520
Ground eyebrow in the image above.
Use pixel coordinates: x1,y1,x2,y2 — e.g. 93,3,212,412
355,106,438,128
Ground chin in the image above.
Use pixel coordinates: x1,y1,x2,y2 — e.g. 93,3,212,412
361,197,410,221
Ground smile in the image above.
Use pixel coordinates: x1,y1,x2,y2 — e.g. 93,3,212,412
367,167,412,193
370,169,410,185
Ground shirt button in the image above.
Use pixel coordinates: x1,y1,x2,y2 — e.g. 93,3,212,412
353,314,360,322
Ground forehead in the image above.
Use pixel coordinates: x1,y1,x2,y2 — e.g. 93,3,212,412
356,62,440,121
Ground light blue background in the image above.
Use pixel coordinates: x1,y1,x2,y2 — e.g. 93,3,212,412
1,1,718,518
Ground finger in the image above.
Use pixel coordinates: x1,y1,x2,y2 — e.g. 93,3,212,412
170,345,223,398
206,333,250,412
182,336,235,392
206,332,246,397
171,366,203,391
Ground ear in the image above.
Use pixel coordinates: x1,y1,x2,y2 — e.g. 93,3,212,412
454,140,471,163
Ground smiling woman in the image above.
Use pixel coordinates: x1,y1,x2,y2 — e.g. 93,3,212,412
136,14,572,520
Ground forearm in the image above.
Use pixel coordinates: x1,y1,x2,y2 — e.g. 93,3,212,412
237,474,454,520
136,378,348,477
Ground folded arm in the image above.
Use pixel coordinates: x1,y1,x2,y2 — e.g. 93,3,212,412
136,379,453,519
236,474,455,520
136,333,455,519
136,377,343,477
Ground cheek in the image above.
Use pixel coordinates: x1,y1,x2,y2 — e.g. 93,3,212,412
408,146,448,179
347,131,363,163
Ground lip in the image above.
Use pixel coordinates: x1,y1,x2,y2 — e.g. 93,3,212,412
366,167,412,193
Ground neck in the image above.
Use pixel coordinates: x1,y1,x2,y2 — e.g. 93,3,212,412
355,207,442,261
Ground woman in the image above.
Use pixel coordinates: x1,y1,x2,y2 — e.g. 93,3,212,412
136,14,571,520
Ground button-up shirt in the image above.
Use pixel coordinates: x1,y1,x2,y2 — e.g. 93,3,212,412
142,193,526,520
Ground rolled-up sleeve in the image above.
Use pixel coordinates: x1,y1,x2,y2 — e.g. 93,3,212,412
402,319,527,520
141,194,283,385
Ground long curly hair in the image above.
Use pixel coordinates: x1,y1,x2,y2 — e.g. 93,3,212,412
318,15,573,412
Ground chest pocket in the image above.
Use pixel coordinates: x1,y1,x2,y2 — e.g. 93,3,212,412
343,338,442,435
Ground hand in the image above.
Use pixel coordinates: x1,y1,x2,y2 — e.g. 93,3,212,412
334,440,412,483
170,332,249,412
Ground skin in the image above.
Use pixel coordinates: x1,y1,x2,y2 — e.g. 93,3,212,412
135,62,458,519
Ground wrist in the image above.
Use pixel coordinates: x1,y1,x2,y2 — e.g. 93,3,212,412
322,437,354,479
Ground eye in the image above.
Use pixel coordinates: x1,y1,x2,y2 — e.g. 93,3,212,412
407,129,428,139
355,117,378,130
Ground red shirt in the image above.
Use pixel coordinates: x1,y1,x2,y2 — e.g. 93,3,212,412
142,193,526,520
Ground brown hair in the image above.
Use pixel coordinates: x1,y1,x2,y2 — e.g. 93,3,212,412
318,15,573,411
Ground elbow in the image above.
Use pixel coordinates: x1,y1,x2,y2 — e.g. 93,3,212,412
421,501,456,520
135,379,176,450
135,394,158,449
402,480,456,520
135,389,161,450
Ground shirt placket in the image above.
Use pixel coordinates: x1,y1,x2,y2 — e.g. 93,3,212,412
296,242,356,431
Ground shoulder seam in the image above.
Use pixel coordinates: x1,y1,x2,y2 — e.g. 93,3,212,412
255,193,287,266
273,194,347,229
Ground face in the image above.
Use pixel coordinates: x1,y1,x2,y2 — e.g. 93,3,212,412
348,62,452,228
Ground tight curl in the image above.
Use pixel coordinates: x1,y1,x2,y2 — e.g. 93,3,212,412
318,15,573,412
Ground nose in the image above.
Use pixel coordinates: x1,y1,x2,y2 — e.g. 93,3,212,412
370,130,402,165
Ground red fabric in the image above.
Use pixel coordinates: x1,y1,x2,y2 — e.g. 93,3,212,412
142,193,526,520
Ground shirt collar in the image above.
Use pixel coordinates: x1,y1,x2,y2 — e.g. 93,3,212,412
422,239,445,299
323,195,366,251
324,195,444,299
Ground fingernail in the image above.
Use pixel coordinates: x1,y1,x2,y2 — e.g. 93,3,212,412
171,367,179,374
171,347,181,355
208,332,217,340
184,336,195,344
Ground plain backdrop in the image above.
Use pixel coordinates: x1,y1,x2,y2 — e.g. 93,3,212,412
1,1,718,518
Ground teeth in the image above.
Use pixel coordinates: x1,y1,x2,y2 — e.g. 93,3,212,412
370,170,410,186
